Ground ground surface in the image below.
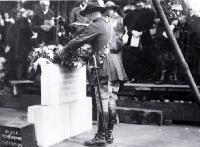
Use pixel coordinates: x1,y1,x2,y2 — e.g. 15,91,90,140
1,107,200,147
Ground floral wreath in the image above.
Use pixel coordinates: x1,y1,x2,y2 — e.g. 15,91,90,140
27,44,92,76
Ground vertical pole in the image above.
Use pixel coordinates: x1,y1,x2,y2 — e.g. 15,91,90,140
152,0,200,107
55,0,60,45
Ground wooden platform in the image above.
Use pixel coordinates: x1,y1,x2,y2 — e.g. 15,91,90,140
123,82,199,92
117,100,200,123
117,82,200,124
119,83,197,100
9,80,40,96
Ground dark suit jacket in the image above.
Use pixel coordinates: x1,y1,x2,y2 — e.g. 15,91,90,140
123,8,155,46
32,9,55,45
69,6,88,34
123,8,155,32
6,16,33,60
56,17,111,59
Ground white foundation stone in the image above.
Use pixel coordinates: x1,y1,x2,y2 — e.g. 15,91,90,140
41,64,86,105
28,98,92,147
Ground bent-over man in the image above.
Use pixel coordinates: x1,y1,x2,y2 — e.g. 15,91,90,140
54,1,127,146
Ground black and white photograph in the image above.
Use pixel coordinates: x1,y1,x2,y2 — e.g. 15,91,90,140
0,0,200,146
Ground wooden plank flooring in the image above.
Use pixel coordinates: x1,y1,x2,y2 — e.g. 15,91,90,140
124,82,199,92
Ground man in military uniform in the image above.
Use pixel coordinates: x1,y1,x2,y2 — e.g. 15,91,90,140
54,1,127,146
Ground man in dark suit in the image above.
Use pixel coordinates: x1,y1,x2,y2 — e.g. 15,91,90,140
54,1,127,146
5,8,33,81
123,0,155,82
69,0,89,35
32,0,55,45
155,0,180,84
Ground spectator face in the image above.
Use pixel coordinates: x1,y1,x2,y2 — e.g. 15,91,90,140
27,10,34,18
135,2,145,9
40,2,50,12
4,13,9,19
80,0,88,8
107,9,115,17
18,8,27,18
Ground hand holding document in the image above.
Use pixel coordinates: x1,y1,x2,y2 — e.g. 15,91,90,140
41,19,55,31
130,30,142,47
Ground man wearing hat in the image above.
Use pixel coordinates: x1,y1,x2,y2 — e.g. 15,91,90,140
69,0,89,35
54,1,127,146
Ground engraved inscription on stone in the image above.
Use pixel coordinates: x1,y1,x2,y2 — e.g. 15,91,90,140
0,127,22,147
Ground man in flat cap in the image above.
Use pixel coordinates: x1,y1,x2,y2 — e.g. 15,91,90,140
54,1,127,146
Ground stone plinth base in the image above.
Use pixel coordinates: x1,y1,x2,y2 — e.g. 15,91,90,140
28,97,92,147
0,120,37,147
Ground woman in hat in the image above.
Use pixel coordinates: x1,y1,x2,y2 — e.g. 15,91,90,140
102,0,128,144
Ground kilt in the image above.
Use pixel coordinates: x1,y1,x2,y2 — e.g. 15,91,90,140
101,53,128,82
87,53,128,85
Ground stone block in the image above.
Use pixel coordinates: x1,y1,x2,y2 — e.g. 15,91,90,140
28,98,92,147
41,64,86,105
0,120,37,147
28,104,70,147
117,107,163,125
70,97,92,137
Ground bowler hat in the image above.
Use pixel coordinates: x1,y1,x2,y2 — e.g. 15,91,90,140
104,1,120,11
80,2,106,16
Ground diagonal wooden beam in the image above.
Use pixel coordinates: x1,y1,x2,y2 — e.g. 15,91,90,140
152,0,200,107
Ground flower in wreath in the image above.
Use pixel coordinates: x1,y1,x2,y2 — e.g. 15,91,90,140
0,57,6,82
58,44,92,69
27,44,56,78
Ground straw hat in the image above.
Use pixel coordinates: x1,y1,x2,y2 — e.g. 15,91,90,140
104,1,120,11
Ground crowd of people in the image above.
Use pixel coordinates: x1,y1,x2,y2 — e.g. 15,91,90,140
0,0,199,146
0,0,199,85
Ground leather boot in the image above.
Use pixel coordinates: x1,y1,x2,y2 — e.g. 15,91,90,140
106,109,116,144
84,132,106,146
84,112,108,146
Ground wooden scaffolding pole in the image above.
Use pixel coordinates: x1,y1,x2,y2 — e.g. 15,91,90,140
152,0,200,107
